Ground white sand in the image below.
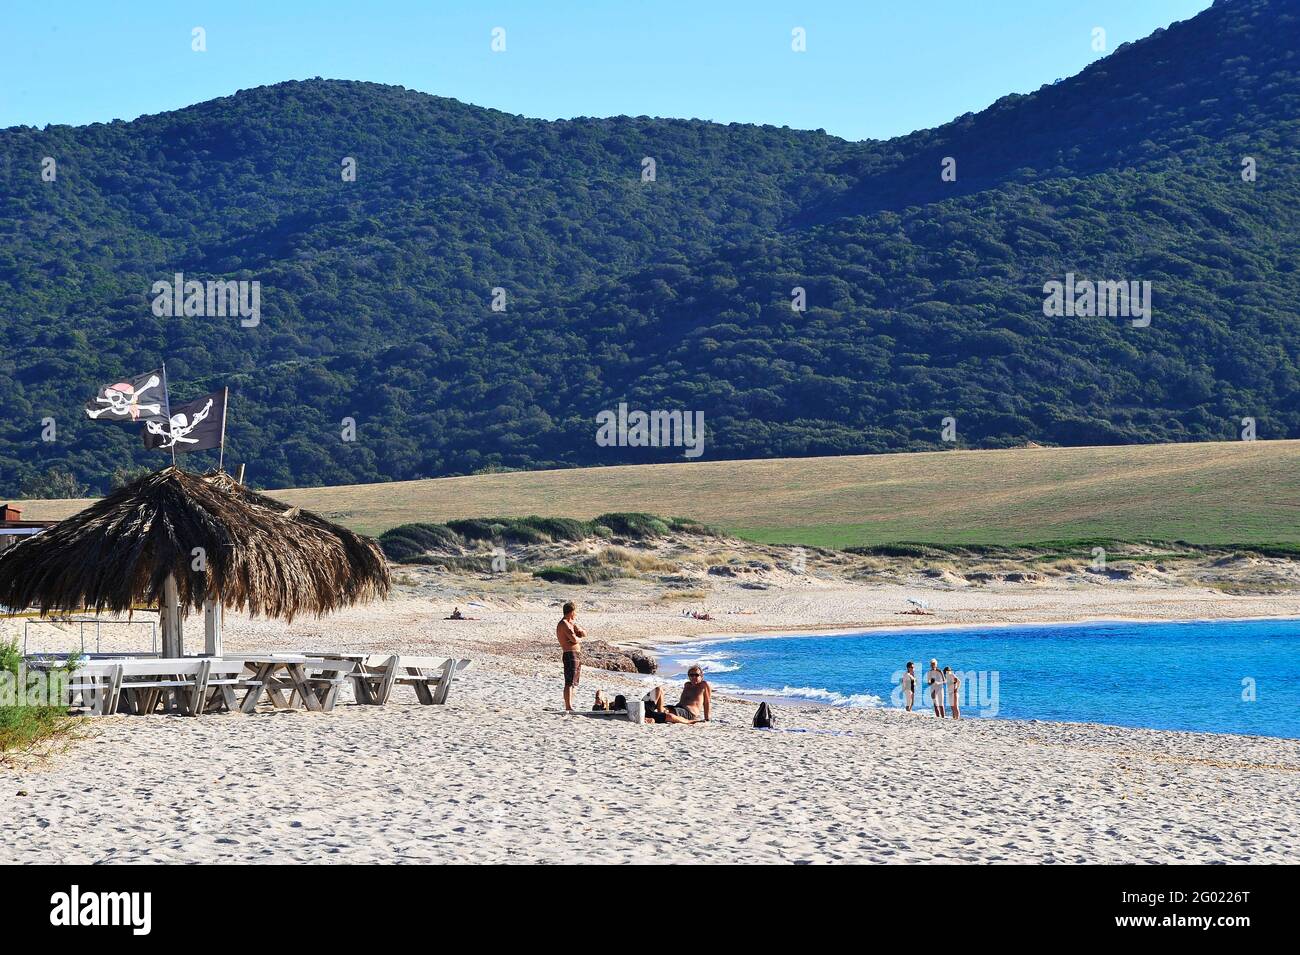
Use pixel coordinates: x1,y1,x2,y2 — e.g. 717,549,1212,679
5,575,1300,864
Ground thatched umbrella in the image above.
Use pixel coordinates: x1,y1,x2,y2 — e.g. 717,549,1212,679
0,467,390,655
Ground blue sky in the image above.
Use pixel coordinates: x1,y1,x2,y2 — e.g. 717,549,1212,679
1,0,1212,141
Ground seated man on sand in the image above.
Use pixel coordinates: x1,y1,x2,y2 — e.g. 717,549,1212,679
644,666,712,723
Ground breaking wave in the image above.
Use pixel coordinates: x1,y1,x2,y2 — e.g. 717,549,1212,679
712,682,884,709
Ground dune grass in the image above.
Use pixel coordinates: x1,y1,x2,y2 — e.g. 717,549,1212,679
0,638,79,759
0,706,78,757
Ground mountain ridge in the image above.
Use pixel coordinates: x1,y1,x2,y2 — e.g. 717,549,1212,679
1,0,1297,496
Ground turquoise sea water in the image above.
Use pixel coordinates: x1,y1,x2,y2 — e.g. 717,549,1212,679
654,618,1300,739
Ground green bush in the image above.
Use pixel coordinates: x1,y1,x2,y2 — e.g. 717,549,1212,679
517,516,593,541
445,519,503,542
667,517,720,537
387,523,462,550
533,564,624,585
593,513,672,539
0,637,79,755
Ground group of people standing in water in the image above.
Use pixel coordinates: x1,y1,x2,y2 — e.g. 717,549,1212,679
901,659,961,719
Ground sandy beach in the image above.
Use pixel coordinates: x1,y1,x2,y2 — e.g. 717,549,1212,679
5,564,1300,865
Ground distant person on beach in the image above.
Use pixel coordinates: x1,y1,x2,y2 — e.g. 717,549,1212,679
448,607,464,620
926,659,946,718
945,667,961,720
556,601,586,712
902,661,917,711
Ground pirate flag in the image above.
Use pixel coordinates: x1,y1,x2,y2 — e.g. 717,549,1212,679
84,368,168,423
142,388,226,453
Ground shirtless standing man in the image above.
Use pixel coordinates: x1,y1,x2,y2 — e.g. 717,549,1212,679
556,601,586,711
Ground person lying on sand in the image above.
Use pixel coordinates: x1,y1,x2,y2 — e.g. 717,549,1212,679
926,659,946,718
557,601,586,712
945,666,961,720
643,667,712,724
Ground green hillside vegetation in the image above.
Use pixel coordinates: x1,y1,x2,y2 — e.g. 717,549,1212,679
1,0,1297,496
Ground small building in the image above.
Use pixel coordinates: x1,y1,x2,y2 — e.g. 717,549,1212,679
0,505,56,554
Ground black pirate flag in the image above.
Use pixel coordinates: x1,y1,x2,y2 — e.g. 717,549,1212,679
142,388,226,453
84,368,168,423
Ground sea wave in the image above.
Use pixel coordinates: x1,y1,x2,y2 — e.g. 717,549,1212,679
712,682,884,709
672,655,742,674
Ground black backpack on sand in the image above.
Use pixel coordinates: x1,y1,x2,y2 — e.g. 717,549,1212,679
753,702,777,729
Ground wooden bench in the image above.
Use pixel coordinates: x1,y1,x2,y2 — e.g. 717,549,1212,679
58,661,124,716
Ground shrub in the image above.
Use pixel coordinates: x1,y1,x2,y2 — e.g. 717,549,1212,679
0,638,79,755
445,518,504,542
516,516,592,541
533,564,624,585
593,513,671,539
666,517,719,537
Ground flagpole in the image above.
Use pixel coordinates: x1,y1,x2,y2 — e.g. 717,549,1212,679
218,386,229,472
162,361,175,468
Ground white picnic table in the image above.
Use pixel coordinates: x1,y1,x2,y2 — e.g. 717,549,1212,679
25,651,470,714
221,653,356,713
27,657,245,716
303,653,471,705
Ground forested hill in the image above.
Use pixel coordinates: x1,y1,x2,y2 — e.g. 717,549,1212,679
2,0,1298,496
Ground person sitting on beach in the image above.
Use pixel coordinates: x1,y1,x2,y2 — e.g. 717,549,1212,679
556,601,586,712
642,669,711,724
926,659,946,718
593,689,610,711
448,606,464,620
902,661,917,712
944,667,961,720
668,666,712,722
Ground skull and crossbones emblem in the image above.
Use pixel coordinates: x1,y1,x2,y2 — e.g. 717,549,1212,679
145,398,214,449
86,375,164,420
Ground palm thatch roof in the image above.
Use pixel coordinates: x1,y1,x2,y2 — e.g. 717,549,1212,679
0,467,390,620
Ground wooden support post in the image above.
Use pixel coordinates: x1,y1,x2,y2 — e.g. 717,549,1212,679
160,572,184,658
204,598,223,657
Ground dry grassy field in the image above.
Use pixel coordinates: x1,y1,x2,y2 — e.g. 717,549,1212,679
17,439,1300,548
